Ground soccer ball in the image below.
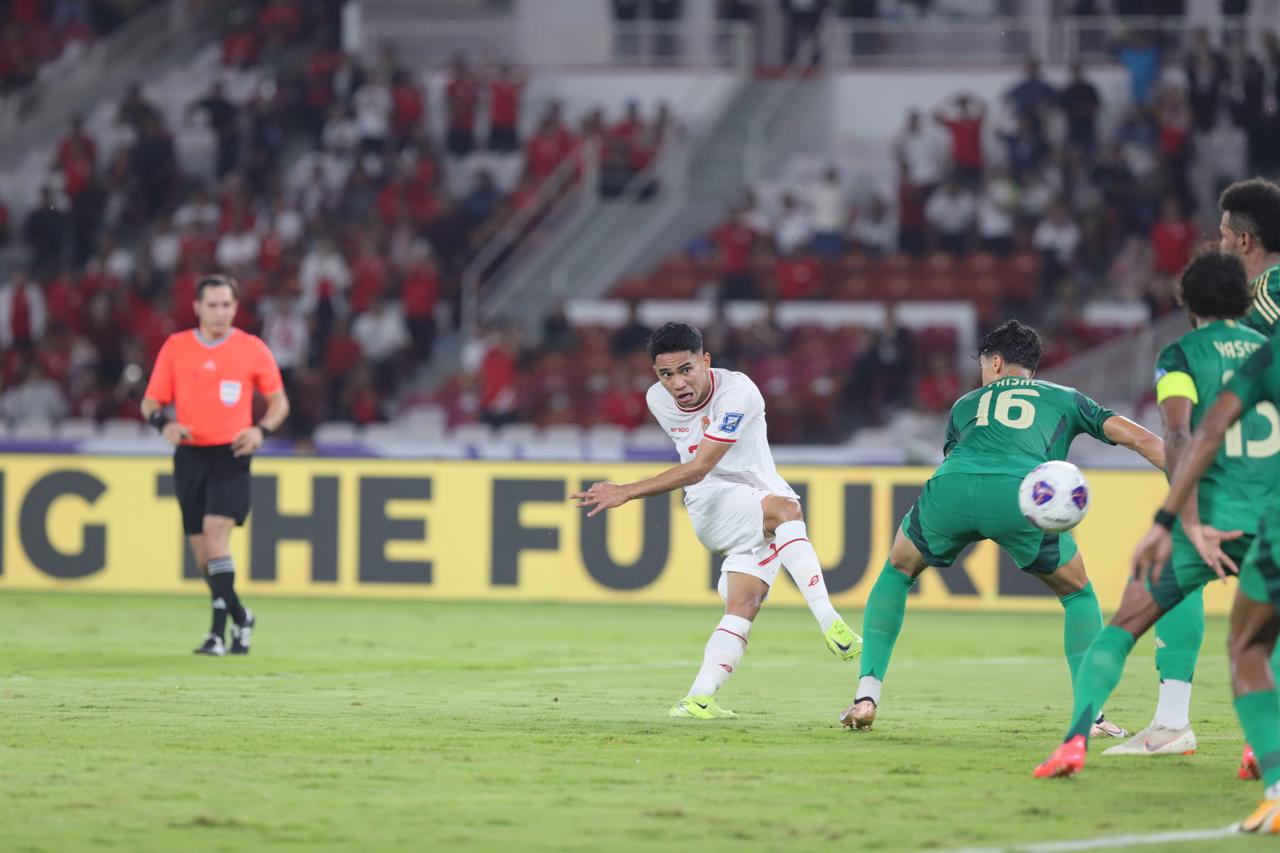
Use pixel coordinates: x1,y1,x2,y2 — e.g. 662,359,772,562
1018,461,1090,533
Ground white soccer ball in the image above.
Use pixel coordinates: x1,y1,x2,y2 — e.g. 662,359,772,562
1018,461,1090,534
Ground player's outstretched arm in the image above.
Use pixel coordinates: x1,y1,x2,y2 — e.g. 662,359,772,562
1102,415,1165,471
1132,391,1246,580
571,439,732,517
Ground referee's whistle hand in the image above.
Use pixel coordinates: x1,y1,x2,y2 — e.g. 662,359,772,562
162,422,193,446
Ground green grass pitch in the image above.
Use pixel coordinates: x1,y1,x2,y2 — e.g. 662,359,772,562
0,592,1273,852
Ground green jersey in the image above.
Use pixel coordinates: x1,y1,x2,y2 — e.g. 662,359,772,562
1156,319,1276,533
935,377,1116,478
1242,264,1280,337
1222,335,1280,515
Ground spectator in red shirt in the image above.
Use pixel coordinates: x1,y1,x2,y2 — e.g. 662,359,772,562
774,251,823,300
221,22,259,68
401,243,439,361
896,162,927,257
713,209,759,303
341,362,383,424
487,62,525,153
915,351,962,414
480,333,519,427
598,365,647,428
349,238,389,314
57,114,96,179
523,105,575,181
445,54,480,157
933,93,986,185
389,68,424,149
1150,196,1198,276
324,316,362,404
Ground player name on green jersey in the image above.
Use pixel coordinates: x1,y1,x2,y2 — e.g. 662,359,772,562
1242,264,1280,337
936,377,1116,478
1157,319,1280,534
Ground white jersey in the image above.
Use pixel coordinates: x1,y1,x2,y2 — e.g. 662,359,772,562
646,368,797,502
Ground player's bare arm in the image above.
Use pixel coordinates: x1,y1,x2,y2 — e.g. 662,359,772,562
140,396,192,446
1158,393,1237,575
1101,414,1165,471
572,439,732,518
231,389,291,457
1133,390,1247,580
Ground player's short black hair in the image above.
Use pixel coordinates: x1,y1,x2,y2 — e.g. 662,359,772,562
1220,178,1280,253
1179,251,1251,321
196,273,240,301
979,320,1042,371
647,321,703,361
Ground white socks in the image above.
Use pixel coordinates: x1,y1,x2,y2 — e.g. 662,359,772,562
688,615,752,697
856,675,882,705
1153,679,1192,730
772,520,840,633
1266,781,1280,800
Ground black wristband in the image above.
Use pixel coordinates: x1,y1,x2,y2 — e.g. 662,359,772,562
255,422,272,438
148,410,169,433
1153,508,1176,530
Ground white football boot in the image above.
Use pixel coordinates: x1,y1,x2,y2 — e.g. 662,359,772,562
1103,722,1197,756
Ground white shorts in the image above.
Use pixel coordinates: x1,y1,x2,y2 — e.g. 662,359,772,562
685,483,795,594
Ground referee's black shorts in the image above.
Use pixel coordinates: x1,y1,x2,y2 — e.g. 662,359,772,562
173,444,252,535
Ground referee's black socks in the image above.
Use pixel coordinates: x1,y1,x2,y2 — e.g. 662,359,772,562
207,556,248,631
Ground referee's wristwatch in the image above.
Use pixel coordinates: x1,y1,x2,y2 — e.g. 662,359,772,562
255,422,273,439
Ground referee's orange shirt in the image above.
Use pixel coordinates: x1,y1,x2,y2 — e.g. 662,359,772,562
144,328,284,446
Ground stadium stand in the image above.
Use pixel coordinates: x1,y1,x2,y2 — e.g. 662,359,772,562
0,2,1277,464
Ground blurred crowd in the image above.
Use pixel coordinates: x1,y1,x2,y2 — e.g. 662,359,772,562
0,3,677,441
0,0,146,96
473,27,1280,440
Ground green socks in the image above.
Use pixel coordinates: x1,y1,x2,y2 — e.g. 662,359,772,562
1064,624,1135,742
1235,691,1280,787
860,562,916,680
1060,582,1103,685
1154,588,1203,683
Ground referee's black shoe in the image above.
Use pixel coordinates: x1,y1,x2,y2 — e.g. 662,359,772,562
230,610,255,655
194,634,226,656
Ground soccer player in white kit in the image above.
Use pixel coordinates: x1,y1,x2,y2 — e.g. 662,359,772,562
572,322,862,718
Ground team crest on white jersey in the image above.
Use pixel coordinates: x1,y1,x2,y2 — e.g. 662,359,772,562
718,412,744,433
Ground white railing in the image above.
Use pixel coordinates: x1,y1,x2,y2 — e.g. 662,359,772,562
1040,312,1187,406
744,32,820,184
824,12,1276,67
823,17,1041,68
459,141,601,341
542,60,752,302
354,10,754,72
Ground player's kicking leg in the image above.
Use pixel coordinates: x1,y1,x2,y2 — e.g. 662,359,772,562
840,526,930,730
670,570,767,719
1103,590,1203,757
1034,571,1166,778
760,495,861,661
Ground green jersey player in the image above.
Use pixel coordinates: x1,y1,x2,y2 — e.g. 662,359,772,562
840,320,1165,732
1220,179,1280,338
1129,312,1280,836
1034,252,1280,779
1096,178,1280,767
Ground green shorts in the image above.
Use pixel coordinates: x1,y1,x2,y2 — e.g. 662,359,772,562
1240,509,1280,609
902,473,1077,573
1148,525,1253,610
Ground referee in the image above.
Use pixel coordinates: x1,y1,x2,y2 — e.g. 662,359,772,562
141,274,290,656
